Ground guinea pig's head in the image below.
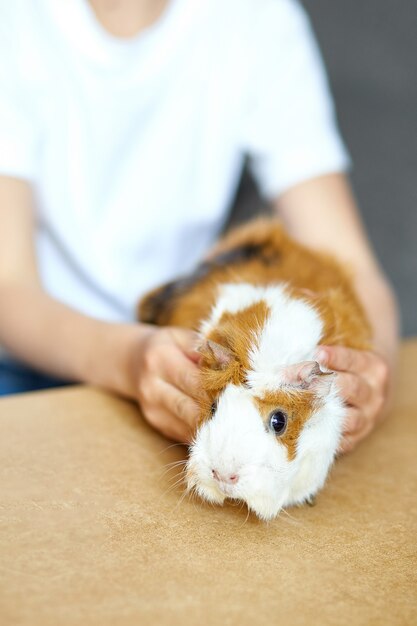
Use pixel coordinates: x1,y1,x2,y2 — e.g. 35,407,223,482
186,339,345,521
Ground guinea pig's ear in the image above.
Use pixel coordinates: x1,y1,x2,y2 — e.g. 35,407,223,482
198,339,234,370
284,361,334,395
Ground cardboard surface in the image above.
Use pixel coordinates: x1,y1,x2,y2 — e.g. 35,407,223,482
1,342,416,626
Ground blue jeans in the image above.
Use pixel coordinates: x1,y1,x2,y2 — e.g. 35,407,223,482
0,357,72,396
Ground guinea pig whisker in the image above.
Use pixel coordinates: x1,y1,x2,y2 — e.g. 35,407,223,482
157,487,183,508
157,442,188,455
184,485,208,513
187,483,198,497
168,485,202,517
169,486,190,514
164,479,185,493
279,507,301,525
159,460,188,476
161,480,185,496
160,465,185,478
189,491,205,513
238,505,251,529
165,472,187,487
160,474,187,496
159,467,187,480
160,462,188,476
159,485,186,505
162,459,187,469
163,458,188,467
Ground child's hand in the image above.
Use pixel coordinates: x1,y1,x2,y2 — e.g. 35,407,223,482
316,346,391,454
133,326,201,443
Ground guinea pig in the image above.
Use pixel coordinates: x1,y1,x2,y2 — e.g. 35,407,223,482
138,219,371,520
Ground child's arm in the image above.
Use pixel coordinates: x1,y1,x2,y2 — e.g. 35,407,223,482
0,176,200,442
274,172,399,452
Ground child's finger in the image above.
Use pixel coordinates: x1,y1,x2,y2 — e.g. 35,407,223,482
160,351,201,399
342,406,365,435
334,371,372,408
317,346,374,375
158,379,200,431
170,328,201,363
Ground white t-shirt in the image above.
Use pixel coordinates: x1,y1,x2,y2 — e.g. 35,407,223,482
0,0,349,322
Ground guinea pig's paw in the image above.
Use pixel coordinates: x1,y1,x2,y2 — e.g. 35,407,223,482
246,491,289,522
192,482,226,506
285,488,319,508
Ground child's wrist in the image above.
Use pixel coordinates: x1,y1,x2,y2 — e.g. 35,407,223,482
82,321,153,399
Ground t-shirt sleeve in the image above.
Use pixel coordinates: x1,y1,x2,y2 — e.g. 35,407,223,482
238,0,350,200
0,5,41,181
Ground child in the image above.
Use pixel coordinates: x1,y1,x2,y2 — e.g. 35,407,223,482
0,0,398,452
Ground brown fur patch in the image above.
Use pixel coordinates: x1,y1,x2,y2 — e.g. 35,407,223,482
138,218,371,351
255,389,319,461
207,300,270,372
197,300,270,424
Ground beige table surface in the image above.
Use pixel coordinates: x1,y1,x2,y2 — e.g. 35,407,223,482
1,341,417,626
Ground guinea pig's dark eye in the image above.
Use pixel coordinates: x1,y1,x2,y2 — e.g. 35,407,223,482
210,401,217,416
269,410,288,436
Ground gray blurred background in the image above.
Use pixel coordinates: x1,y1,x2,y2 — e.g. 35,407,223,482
229,0,416,336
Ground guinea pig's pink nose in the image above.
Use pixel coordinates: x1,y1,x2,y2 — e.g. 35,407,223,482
212,469,239,484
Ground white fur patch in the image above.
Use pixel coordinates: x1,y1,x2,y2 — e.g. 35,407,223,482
246,285,323,393
187,384,293,521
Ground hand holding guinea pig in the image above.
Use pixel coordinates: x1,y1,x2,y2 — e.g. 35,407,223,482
138,219,383,520
132,326,201,443
318,346,390,454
